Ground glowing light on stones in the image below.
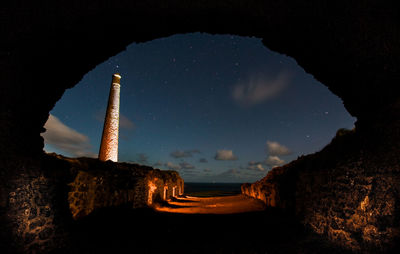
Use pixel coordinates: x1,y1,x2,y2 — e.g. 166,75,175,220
163,186,168,200
172,186,176,197
147,180,158,205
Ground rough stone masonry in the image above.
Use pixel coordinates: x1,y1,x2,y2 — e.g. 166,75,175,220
98,73,121,162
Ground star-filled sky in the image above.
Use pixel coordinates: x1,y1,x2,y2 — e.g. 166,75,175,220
42,33,355,183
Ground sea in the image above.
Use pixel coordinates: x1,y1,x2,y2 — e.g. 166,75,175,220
184,182,243,197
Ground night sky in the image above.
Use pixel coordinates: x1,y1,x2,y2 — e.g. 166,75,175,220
42,33,355,183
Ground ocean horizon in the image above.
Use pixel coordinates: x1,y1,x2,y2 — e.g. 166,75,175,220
184,182,244,197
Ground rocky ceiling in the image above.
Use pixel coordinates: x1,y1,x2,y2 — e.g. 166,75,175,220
1,0,399,154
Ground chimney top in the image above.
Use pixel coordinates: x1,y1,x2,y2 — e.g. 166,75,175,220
112,73,121,84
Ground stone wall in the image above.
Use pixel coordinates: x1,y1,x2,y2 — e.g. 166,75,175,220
49,154,184,219
242,126,400,253
0,155,72,253
0,153,183,253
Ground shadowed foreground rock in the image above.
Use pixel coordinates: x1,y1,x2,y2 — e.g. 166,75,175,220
242,128,400,253
68,205,353,254
0,153,183,253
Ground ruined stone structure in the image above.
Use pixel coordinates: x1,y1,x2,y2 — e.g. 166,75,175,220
1,1,400,253
242,128,400,252
98,74,121,162
61,155,184,219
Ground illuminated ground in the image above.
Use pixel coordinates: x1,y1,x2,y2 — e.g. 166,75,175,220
155,195,266,214
70,195,351,254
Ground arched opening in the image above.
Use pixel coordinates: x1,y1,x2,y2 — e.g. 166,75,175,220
43,33,355,184
1,1,399,253
37,33,362,252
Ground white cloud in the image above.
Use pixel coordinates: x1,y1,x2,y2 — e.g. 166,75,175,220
165,162,181,170
179,161,195,170
266,140,291,156
248,161,262,166
246,162,265,172
120,114,135,129
170,149,200,158
153,161,163,167
232,71,291,107
211,169,261,182
214,149,238,161
265,155,285,167
190,168,266,183
41,114,96,157
218,169,242,178
137,153,148,163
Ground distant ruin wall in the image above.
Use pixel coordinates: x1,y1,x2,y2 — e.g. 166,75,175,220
61,156,184,220
242,126,400,253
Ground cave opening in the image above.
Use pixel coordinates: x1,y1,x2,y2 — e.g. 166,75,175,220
43,32,355,187
2,2,400,253
32,33,362,253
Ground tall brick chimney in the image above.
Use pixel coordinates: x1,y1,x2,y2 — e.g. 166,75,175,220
98,73,121,162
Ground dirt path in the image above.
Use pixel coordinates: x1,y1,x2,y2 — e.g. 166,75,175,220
155,194,266,214
70,196,350,254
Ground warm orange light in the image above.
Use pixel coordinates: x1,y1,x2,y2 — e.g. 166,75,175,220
154,195,265,214
163,186,168,200
147,179,158,205
172,186,176,197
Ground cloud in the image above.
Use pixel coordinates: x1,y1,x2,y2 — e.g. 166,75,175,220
199,158,208,163
212,169,253,182
214,169,244,181
170,149,200,158
165,162,181,170
137,153,148,164
41,114,96,157
265,155,285,167
248,161,263,166
153,161,163,167
246,162,265,172
180,170,197,175
214,149,238,161
179,161,195,170
192,168,266,183
120,114,135,129
232,71,291,107
266,141,291,156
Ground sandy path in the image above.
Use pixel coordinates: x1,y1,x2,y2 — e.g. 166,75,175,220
155,194,265,214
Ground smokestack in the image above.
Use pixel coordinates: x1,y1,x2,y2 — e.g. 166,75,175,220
98,73,121,162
